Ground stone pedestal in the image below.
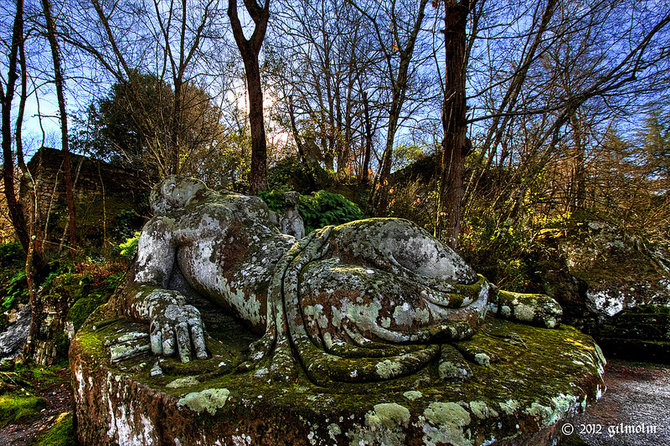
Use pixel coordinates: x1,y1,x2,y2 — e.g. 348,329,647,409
70,302,606,446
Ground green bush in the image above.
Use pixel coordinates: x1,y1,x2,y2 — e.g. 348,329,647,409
299,190,364,233
119,232,141,259
1,271,29,311
0,243,24,267
111,209,144,240
259,189,365,234
257,190,286,214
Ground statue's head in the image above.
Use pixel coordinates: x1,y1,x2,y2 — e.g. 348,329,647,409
150,176,208,215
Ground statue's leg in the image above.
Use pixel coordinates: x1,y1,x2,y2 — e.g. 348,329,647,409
331,218,478,284
298,260,487,347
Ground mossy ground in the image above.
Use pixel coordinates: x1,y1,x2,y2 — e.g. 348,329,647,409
0,361,75,443
34,412,75,446
0,393,46,427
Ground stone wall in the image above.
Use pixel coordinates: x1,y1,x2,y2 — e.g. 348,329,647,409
24,147,150,247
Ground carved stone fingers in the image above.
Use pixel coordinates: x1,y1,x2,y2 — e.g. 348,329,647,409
151,303,208,362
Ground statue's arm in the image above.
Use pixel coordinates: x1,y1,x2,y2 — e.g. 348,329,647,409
121,217,207,362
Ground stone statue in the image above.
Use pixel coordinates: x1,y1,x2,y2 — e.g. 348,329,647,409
279,191,305,239
119,176,562,383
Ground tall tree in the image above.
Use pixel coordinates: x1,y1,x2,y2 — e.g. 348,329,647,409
1,0,48,361
60,0,225,180
0,0,29,252
269,0,375,176
436,0,474,248
41,0,77,249
228,0,270,193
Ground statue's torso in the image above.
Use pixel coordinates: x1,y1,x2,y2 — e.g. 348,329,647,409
172,196,294,333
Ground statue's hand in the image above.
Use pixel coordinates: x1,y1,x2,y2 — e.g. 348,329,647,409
492,290,562,329
141,290,208,362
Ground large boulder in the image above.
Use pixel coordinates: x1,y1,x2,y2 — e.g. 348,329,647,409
70,177,607,445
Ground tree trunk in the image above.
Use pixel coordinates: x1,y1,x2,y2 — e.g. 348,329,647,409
42,0,77,250
361,91,373,185
228,0,270,194
245,59,268,193
1,0,30,252
23,185,42,360
436,0,471,249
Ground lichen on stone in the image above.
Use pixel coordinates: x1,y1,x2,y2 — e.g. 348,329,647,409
421,402,472,446
403,390,423,401
348,403,411,446
166,376,200,388
177,388,230,415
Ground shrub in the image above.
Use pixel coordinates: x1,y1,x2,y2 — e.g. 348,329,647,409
111,209,145,240
259,189,365,234
257,190,286,214
459,214,543,292
0,243,24,267
299,190,364,233
119,232,141,259
1,271,29,311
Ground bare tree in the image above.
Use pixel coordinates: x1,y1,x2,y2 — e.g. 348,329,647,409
350,0,431,212
435,0,475,248
433,0,670,244
228,0,270,193
1,0,29,251
59,0,226,180
41,0,77,250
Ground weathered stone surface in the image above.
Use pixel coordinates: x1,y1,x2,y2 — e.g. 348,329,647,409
0,304,30,360
535,219,670,360
121,176,562,382
71,304,605,445
279,191,305,240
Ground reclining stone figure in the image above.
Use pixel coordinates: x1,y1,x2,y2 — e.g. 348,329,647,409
117,176,562,384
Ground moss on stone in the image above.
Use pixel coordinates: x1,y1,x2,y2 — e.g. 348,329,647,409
68,294,108,332
177,388,231,415
403,390,423,401
348,403,411,445
34,412,75,446
422,402,472,446
71,301,607,446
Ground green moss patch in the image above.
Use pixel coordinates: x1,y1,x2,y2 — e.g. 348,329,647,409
0,392,47,427
68,294,109,332
34,412,75,446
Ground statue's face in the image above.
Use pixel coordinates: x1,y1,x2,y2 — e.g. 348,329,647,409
150,176,207,215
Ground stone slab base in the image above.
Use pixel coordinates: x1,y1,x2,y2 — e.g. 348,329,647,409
70,303,606,446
